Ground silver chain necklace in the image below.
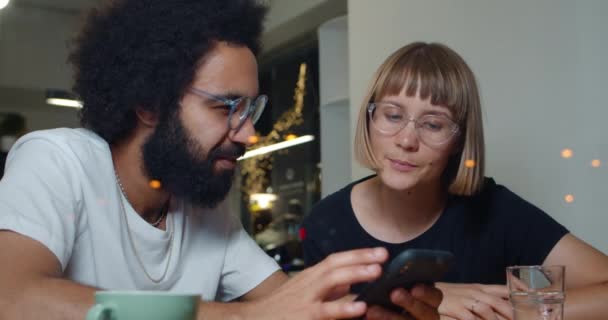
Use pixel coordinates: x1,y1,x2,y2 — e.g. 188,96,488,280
114,172,174,283
115,175,168,227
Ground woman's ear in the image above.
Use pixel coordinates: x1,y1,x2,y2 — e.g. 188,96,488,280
135,107,159,128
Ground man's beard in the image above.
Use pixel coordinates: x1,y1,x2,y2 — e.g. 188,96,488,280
142,113,245,208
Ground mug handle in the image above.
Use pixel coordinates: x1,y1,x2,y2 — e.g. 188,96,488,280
86,303,113,320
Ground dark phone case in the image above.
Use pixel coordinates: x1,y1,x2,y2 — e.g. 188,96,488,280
354,249,454,314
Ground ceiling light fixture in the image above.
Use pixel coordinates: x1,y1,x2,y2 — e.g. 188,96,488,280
45,89,83,108
238,135,315,160
0,0,10,10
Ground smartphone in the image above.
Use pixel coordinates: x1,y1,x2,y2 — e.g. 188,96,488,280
354,249,454,314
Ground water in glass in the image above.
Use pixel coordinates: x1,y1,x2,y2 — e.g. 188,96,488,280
511,291,564,320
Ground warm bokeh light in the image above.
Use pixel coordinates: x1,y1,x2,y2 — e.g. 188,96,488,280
464,159,476,168
560,148,573,159
248,135,259,144
285,134,298,141
249,193,278,210
149,180,162,189
591,159,601,168
564,194,574,203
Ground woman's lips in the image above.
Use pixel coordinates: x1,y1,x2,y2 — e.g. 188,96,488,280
388,158,418,172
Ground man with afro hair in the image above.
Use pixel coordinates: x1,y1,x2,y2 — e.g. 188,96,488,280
0,0,442,319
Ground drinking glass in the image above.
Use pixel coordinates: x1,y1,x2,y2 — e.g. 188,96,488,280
506,265,565,320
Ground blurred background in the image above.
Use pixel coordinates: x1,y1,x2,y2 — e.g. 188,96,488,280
1,0,606,273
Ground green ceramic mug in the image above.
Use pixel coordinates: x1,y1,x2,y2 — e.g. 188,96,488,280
86,291,200,320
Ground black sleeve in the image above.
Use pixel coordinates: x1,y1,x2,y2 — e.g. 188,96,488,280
492,185,569,266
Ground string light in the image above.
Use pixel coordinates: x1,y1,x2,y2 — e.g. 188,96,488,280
149,180,162,189
464,159,476,168
560,148,573,159
239,135,314,160
564,194,574,203
591,159,601,168
248,135,260,144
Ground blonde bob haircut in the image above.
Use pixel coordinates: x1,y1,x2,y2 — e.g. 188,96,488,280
354,42,485,196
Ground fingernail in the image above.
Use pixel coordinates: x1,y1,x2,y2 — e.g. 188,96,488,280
373,247,385,257
347,301,366,312
394,288,405,299
366,265,378,273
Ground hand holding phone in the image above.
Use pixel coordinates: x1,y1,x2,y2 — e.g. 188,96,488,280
355,249,454,313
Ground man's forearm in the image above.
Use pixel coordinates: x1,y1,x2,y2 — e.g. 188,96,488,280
194,270,288,320
0,276,97,320
197,301,252,320
3,277,260,320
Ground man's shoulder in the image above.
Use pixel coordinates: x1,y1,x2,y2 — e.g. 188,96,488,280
13,128,108,158
18,128,105,147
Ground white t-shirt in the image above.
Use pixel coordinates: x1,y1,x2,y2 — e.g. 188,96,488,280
0,128,279,301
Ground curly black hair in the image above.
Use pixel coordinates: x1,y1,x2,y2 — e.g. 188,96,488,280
69,0,267,144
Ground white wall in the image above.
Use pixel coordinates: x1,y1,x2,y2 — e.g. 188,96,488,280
261,0,345,54
0,5,81,130
1,0,331,90
0,0,341,129
318,16,351,196
348,0,608,252
0,5,79,91
264,0,329,32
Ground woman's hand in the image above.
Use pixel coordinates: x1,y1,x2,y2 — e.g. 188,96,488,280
435,283,513,320
365,284,443,320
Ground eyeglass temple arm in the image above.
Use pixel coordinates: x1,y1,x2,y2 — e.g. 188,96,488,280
189,87,239,105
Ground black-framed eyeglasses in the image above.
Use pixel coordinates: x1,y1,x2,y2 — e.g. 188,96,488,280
189,87,268,131
368,102,460,146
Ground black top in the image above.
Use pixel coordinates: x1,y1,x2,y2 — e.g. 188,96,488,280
302,175,568,293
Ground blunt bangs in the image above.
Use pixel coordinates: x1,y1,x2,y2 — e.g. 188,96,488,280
372,44,471,124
